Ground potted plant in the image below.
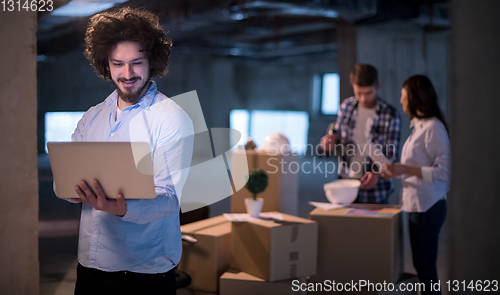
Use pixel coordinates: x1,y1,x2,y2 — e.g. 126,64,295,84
244,168,268,217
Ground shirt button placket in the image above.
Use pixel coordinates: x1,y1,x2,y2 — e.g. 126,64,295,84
89,210,102,266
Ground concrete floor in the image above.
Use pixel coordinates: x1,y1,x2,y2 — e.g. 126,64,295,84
38,154,449,294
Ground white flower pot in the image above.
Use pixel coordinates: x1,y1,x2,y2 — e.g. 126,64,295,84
245,197,264,218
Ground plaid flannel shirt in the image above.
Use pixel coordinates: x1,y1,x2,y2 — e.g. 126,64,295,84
334,96,401,203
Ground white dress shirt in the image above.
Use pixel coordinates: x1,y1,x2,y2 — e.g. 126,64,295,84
400,117,451,212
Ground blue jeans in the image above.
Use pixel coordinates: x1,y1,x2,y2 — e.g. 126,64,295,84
409,199,447,295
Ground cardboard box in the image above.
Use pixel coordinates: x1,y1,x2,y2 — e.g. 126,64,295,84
230,150,298,215
178,215,232,292
309,204,404,284
219,269,307,295
230,212,318,282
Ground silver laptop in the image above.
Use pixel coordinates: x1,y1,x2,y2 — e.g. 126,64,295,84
47,142,156,199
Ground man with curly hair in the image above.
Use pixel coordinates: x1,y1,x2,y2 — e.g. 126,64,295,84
64,7,194,295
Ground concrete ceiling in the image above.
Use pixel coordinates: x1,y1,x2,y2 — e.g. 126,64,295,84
37,0,449,60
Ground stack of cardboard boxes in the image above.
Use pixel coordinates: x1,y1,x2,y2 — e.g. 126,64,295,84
178,151,416,294
178,213,318,295
223,212,318,294
178,205,418,295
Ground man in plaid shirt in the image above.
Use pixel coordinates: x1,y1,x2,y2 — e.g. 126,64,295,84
321,64,401,203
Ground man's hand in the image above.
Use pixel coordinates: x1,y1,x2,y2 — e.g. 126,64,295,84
319,134,337,155
73,179,127,217
360,172,380,190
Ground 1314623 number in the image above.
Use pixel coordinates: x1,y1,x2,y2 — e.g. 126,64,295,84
2,0,54,12
446,280,499,292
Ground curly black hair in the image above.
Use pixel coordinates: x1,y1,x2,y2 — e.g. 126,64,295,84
84,7,172,80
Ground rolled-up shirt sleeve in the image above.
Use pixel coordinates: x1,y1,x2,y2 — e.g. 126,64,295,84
121,192,179,224
421,122,451,183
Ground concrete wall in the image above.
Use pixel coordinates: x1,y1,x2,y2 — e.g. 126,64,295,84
450,0,500,281
0,10,39,295
37,47,115,153
357,21,450,143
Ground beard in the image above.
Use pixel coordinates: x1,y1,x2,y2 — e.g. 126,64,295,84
113,76,151,105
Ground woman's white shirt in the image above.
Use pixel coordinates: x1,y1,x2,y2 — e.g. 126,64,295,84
400,117,451,212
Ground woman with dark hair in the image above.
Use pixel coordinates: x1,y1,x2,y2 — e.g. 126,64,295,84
382,75,451,295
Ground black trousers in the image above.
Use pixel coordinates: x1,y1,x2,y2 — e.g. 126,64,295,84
75,263,176,295
409,199,447,295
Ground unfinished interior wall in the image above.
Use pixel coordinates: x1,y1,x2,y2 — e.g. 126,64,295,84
0,10,39,295
450,0,500,281
357,21,450,139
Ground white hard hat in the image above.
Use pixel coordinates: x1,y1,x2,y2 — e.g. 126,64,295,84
259,132,291,154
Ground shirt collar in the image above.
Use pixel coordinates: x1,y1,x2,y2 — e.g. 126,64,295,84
410,117,430,128
353,96,381,113
410,118,419,128
104,81,158,110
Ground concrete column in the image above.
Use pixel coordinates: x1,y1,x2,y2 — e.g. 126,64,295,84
211,59,236,128
337,20,357,101
450,0,500,281
0,10,39,295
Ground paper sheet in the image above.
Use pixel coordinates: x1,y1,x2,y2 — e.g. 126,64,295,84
259,212,285,221
308,201,346,211
223,213,257,222
223,212,284,222
346,209,378,216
